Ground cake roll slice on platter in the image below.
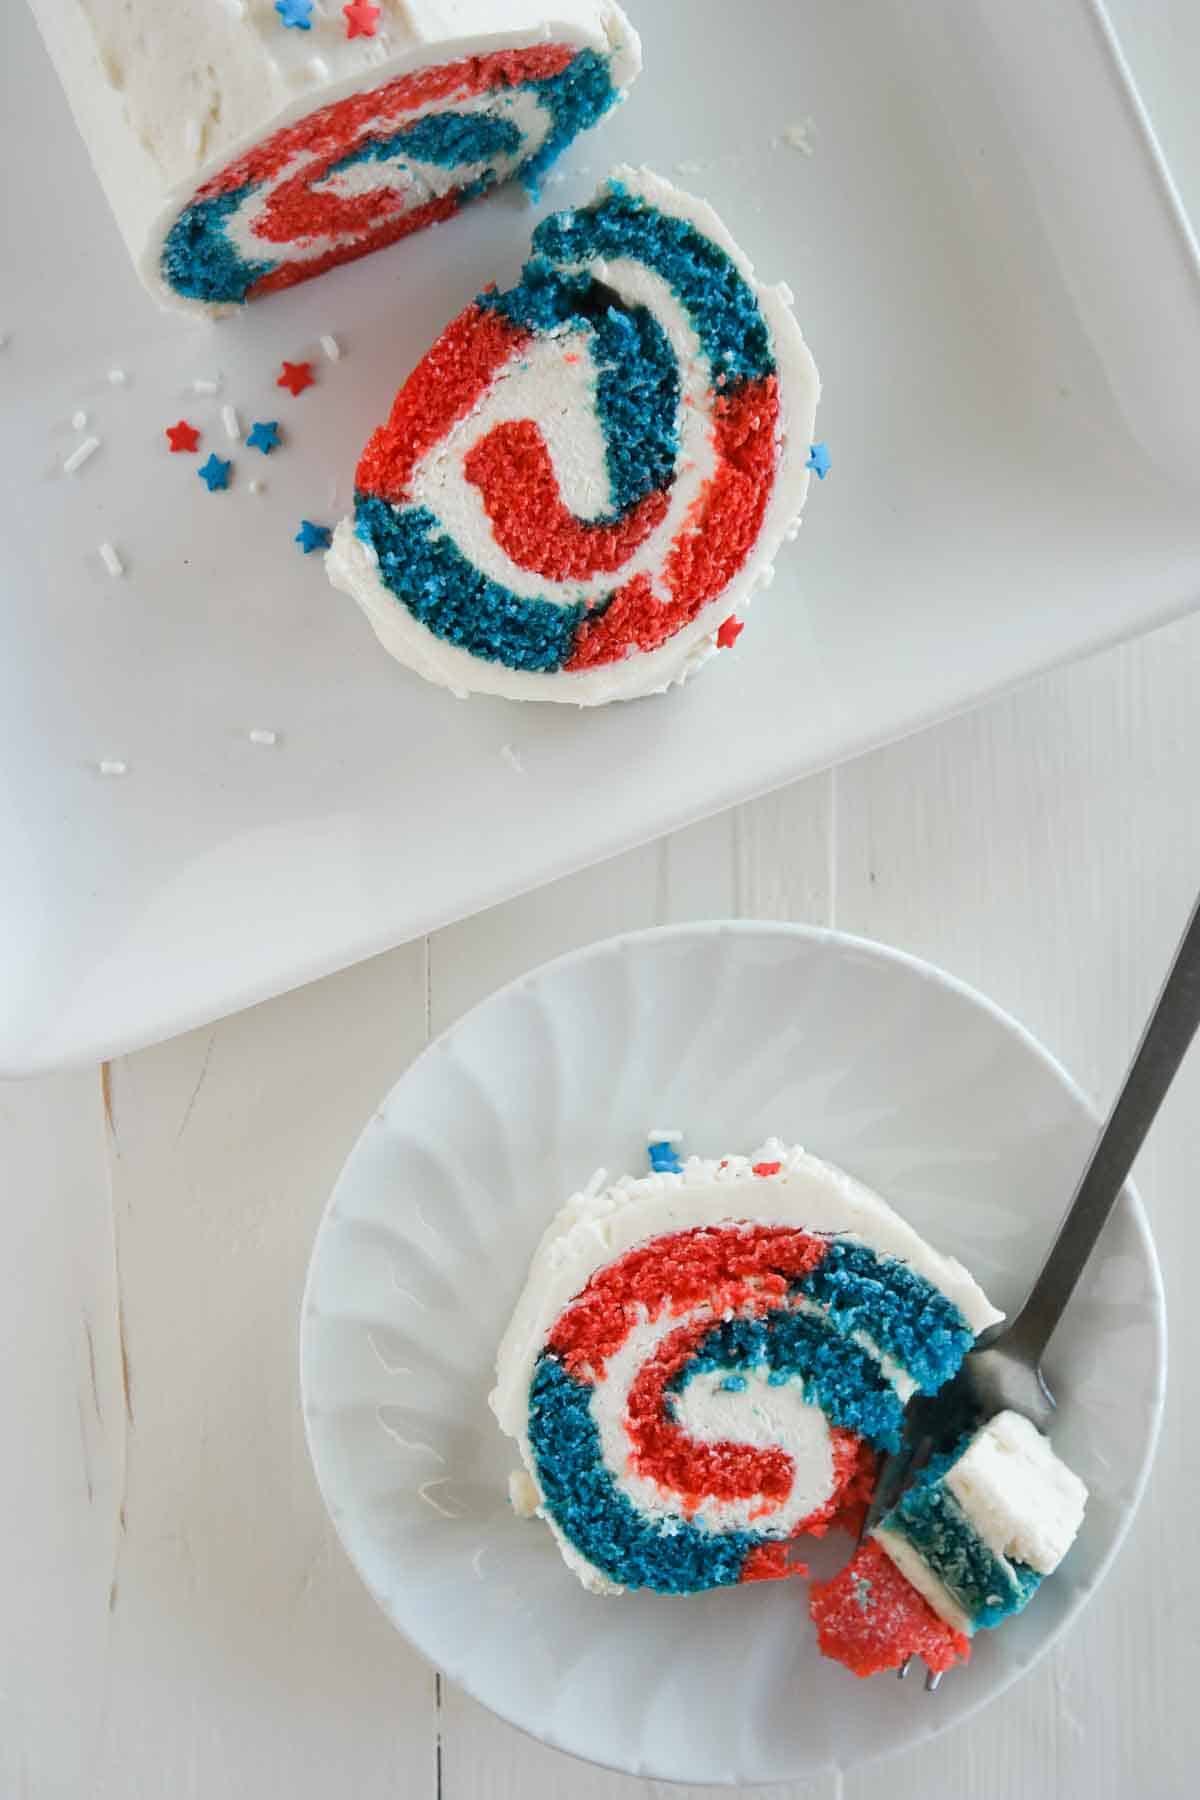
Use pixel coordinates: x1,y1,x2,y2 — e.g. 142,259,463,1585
327,167,822,703
491,1139,1002,1595
28,0,640,314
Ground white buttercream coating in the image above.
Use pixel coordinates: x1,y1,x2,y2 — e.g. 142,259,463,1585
28,0,640,315
945,1409,1088,1575
326,165,820,704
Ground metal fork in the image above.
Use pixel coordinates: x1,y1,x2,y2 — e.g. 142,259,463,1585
866,889,1200,1690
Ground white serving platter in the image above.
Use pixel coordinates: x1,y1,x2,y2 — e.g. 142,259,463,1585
2,0,1198,1074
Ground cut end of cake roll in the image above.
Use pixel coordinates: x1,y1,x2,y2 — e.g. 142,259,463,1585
492,1139,1001,1596
328,167,821,704
29,1,641,316
812,1410,1088,1678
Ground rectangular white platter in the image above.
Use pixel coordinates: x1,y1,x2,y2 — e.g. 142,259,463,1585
2,0,1198,1075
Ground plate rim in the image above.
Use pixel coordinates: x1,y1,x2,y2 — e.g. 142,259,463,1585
299,918,1167,1783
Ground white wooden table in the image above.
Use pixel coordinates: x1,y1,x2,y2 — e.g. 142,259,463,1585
3,608,1197,1799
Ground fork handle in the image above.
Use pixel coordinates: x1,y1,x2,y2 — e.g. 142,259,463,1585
999,888,1200,1364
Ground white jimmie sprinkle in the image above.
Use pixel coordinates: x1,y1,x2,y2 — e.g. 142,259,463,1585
98,542,124,576
63,436,100,475
97,759,128,777
221,403,241,441
319,334,342,362
248,728,278,746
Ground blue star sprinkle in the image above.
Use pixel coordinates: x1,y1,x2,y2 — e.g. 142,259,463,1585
247,420,281,455
805,441,831,479
275,0,313,28
295,520,332,554
648,1138,684,1175
197,453,231,492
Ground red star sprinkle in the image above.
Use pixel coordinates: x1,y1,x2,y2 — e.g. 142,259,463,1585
752,1160,782,1177
343,2,380,38
277,360,315,396
165,419,200,453
716,615,744,649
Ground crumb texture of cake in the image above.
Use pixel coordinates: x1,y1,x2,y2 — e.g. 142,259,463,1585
327,168,821,704
812,1410,1088,1677
491,1140,1001,1595
28,1,640,313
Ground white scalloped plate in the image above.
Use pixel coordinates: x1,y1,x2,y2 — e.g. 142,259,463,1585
300,922,1164,1784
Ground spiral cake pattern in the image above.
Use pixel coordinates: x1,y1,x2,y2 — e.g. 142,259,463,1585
328,169,821,703
493,1143,1003,1595
162,45,622,306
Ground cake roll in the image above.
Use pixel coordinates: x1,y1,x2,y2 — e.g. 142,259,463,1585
491,1139,1001,1595
28,0,641,314
327,167,822,703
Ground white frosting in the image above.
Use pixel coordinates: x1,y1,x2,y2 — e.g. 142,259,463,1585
873,1410,1088,1633
28,0,640,315
945,1409,1088,1576
326,165,821,704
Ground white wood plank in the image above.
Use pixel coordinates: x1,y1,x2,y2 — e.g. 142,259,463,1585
0,1070,122,1799
89,946,437,1799
836,614,1200,1800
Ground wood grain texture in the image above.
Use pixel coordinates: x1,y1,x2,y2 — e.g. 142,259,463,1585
3,615,1199,1797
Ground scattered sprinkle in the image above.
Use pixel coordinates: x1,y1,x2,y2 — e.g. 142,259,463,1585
277,359,315,396
319,333,342,362
198,453,231,491
308,55,331,81
192,376,220,396
98,760,127,777
221,403,241,441
806,441,831,479
295,519,332,553
165,419,201,453
63,436,101,475
248,728,278,746
275,0,313,28
249,478,266,495
184,117,202,156
71,409,89,431
98,541,124,577
782,119,816,155
716,615,744,650
246,419,280,454
752,1160,783,1177
107,367,127,385
343,1,381,38
500,743,524,774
